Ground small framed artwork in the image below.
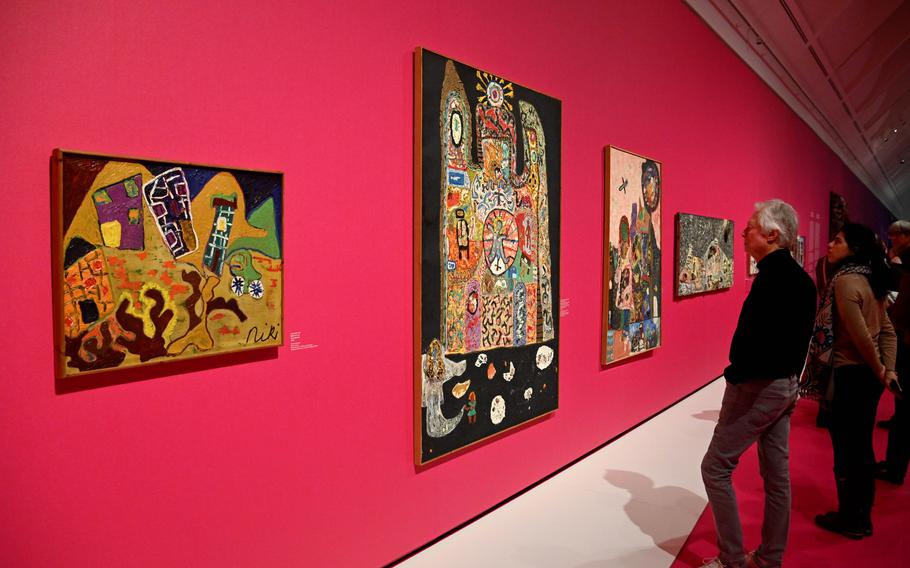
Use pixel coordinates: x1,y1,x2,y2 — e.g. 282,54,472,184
602,146,661,366
675,213,734,297
52,149,284,379
795,235,806,267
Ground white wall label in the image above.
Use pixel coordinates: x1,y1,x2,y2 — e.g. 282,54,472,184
290,331,318,352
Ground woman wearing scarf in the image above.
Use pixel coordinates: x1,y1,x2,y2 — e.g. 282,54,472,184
805,222,897,539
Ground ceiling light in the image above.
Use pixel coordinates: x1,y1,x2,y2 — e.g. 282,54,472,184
894,128,899,133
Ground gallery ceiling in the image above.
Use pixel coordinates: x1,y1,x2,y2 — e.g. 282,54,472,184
686,0,910,218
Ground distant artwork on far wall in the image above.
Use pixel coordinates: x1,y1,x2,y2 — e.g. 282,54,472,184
675,213,734,297
52,149,284,379
602,146,661,366
829,191,849,240
795,235,806,267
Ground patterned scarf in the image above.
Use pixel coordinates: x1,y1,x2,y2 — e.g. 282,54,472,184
800,263,872,399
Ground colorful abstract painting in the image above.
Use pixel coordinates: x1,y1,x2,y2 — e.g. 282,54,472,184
414,48,561,464
52,149,283,378
602,146,661,365
675,213,734,297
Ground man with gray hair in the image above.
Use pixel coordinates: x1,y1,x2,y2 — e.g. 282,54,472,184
700,199,816,568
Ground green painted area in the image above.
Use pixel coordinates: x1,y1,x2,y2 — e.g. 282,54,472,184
124,179,140,197
227,198,280,258
93,189,112,204
517,255,537,284
228,250,261,282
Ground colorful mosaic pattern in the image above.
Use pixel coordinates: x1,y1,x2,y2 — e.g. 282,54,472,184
416,49,561,464
53,150,283,378
603,146,661,365
676,213,734,297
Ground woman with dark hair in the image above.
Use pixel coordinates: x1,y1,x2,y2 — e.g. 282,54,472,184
807,222,898,539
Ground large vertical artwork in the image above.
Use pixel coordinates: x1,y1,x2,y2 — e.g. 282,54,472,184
52,149,283,378
675,213,734,297
602,146,661,366
415,48,561,464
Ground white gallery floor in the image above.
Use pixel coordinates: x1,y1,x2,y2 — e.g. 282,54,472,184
397,378,725,568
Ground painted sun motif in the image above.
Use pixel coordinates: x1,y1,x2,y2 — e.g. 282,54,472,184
476,71,514,112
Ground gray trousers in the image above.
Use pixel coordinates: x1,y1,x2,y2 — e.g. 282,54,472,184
701,376,799,568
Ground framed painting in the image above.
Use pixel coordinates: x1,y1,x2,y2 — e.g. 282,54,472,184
795,235,806,267
829,191,848,240
414,48,561,464
675,213,734,297
602,146,661,366
52,149,283,379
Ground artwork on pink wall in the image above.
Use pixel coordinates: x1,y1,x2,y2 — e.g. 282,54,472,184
829,191,849,240
602,146,661,366
52,149,284,379
675,213,734,297
414,48,561,464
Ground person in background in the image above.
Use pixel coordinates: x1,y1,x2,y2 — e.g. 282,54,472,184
809,223,898,539
813,255,837,428
876,220,910,484
701,199,815,568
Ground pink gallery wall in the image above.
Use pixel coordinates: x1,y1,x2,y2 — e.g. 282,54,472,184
0,0,895,566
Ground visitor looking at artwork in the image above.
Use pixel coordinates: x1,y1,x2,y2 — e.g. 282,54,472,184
807,222,898,540
700,199,816,568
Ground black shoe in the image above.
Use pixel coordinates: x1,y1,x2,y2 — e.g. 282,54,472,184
874,467,905,485
815,511,865,539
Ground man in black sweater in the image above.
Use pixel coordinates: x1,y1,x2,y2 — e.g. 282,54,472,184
700,199,816,568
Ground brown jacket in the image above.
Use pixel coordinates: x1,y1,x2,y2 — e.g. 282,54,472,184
833,273,897,372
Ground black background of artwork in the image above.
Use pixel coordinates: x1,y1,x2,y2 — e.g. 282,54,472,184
418,48,562,462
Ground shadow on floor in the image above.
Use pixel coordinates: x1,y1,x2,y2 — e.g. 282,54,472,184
692,410,720,423
604,469,707,557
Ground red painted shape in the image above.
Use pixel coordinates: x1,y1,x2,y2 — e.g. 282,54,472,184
168,284,189,299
